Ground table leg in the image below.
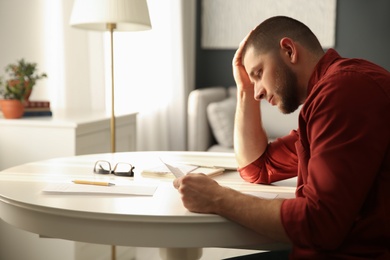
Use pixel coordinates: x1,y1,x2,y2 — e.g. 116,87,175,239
159,248,202,260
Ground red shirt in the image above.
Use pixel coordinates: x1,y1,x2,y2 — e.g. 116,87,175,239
239,49,390,259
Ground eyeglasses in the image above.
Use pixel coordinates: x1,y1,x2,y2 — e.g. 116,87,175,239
93,160,135,177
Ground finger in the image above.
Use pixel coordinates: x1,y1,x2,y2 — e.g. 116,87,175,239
233,30,253,63
239,30,253,48
173,178,181,189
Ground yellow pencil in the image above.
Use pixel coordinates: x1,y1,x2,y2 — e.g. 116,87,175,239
72,180,115,186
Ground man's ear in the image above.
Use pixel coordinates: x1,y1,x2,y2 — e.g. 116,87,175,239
279,37,297,63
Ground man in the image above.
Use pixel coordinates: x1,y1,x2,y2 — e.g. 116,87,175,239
174,16,390,259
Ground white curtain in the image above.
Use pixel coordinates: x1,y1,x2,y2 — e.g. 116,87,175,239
106,0,196,151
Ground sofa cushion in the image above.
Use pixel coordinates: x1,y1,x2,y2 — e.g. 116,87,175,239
207,97,236,148
187,86,228,151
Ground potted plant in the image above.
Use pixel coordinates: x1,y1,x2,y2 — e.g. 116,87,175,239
0,59,47,119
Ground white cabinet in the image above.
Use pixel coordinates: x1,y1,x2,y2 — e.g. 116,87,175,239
0,111,137,170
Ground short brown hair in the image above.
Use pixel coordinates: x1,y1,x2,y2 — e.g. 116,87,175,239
243,16,323,56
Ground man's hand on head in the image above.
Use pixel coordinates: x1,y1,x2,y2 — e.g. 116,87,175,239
232,31,254,91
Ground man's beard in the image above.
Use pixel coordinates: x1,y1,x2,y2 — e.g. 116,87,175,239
274,59,301,114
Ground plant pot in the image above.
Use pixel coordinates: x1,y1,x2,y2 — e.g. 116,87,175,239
0,99,25,119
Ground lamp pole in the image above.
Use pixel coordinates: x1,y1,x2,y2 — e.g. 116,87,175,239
107,23,116,153
107,23,117,260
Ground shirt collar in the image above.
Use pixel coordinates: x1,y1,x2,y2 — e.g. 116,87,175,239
307,49,341,95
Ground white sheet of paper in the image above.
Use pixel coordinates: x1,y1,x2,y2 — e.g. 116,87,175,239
160,159,185,178
144,164,198,175
43,182,157,196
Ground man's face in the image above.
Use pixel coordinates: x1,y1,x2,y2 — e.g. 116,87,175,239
243,47,301,114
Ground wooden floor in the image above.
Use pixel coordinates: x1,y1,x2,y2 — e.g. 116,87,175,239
132,247,261,260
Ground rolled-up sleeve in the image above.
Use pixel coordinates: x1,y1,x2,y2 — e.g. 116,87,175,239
238,130,299,184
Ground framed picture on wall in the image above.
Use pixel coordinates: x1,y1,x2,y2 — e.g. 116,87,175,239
201,0,337,49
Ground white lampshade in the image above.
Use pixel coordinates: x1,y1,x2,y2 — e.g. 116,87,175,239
70,0,152,31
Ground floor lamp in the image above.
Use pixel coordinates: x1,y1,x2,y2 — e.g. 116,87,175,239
70,0,151,153
69,1,151,259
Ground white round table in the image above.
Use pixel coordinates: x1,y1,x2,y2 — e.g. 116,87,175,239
0,151,295,260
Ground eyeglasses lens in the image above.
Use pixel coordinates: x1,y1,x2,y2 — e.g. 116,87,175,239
113,163,134,176
96,161,111,174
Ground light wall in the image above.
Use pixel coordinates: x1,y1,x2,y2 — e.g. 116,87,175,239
0,0,106,112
